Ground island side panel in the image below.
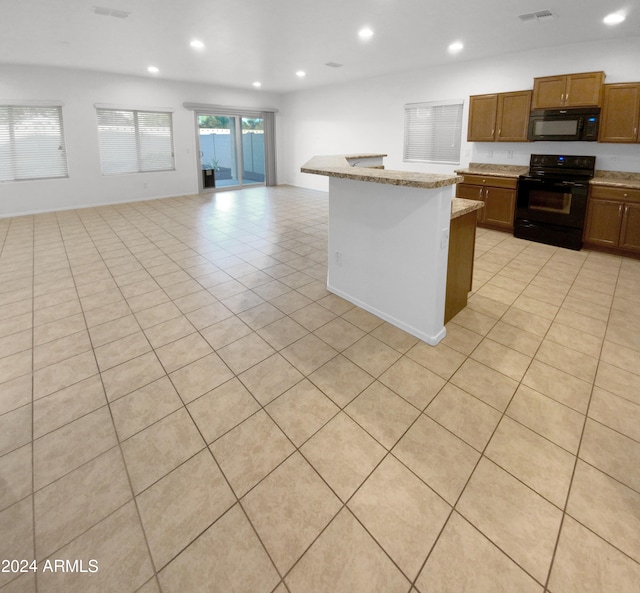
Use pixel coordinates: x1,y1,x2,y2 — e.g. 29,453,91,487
327,177,453,345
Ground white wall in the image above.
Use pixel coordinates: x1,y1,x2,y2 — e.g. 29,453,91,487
0,64,282,217
280,36,640,191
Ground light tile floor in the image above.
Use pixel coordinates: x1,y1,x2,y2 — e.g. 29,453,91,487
1,185,639,593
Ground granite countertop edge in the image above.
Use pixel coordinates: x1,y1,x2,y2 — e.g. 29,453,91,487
451,198,484,219
301,155,461,189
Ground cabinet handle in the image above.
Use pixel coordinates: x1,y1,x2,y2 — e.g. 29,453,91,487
561,93,564,105
623,193,628,198
619,204,624,217
565,93,569,104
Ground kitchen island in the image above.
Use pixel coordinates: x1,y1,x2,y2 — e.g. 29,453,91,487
302,154,479,345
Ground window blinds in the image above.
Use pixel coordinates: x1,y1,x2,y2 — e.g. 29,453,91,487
403,100,463,165
0,105,68,182
97,108,175,174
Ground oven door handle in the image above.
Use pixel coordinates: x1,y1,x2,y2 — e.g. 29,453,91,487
560,181,587,187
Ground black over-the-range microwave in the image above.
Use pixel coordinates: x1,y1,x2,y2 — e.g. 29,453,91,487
528,107,600,142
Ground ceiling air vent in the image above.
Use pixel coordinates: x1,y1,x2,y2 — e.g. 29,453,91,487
518,10,555,23
92,6,131,18
325,62,343,68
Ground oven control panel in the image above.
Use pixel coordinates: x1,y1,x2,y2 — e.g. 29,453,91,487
530,154,596,171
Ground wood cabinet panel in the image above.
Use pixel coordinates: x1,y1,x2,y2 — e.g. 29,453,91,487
532,71,604,108
599,83,640,143
584,199,623,247
532,76,566,109
590,186,640,204
566,72,605,106
468,92,530,142
620,203,640,253
496,91,532,142
467,94,498,141
445,211,477,323
456,183,483,200
456,176,517,230
484,187,516,229
459,175,517,189
584,185,640,255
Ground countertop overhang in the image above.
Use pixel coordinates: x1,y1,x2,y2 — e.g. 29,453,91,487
301,154,462,189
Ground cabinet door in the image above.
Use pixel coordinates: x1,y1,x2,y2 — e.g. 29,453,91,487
532,76,566,109
620,203,640,253
496,91,532,142
565,71,604,107
599,83,640,143
455,183,485,222
483,187,516,229
467,94,498,141
583,199,622,247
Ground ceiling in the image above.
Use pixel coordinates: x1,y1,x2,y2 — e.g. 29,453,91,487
1,0,637,93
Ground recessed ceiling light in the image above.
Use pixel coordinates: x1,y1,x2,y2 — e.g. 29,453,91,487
296,70,306,77
147,66,159,73
190,39,205,49
358,27,374,40
603,12,625,25
253,81,261,88
448,41,464,54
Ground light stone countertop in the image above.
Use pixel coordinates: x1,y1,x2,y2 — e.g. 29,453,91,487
457,163,640,190
592,170,640,190
455,163,529,178
301,154,461,189
451,197,484,219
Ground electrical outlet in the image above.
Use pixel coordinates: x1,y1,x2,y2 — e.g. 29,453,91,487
440,229,449,250
335,251,343,267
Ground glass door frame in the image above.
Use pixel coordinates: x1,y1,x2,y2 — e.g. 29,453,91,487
196,110,267,193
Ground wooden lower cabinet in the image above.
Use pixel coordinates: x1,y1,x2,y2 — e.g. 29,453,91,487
620,203,640,252
455,175,517,231
445,210,477,323
584,186,640,255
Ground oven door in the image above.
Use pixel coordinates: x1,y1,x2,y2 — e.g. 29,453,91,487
515,177,588,229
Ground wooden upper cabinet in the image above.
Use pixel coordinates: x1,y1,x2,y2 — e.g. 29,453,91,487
532,71,604,108
599,83,640,143
468,91,531,142
467,94,498,142
496,90,532,142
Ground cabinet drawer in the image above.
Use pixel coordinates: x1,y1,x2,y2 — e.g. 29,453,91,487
461,174,518,189
590,185,640,204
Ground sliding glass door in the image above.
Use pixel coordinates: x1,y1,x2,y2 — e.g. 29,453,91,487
198,113,265,190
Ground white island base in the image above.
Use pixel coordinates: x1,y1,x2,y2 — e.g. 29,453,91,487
327,176,453,345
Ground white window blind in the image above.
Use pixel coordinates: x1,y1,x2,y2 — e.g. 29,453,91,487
97,108,175,174
403,100,463,165
0,105,68,182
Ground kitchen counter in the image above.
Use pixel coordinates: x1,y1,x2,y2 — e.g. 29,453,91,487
301,153,468,345
452,197,484,219
457,163,640,190
301,154,461,189
591,170,640,190
455,163,528,178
